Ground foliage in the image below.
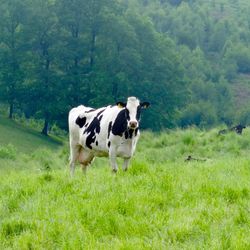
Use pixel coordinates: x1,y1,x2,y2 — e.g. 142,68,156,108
1,0,250,131
177,101,218,127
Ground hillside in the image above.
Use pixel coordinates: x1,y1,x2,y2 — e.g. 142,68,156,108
0,116,63,154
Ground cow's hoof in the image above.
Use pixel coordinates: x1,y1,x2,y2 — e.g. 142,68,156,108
112,169,118,173
123,168,128,172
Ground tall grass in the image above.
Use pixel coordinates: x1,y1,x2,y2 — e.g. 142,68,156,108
1,127,250,249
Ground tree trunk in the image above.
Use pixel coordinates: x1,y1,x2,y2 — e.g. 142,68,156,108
41,44,50,137
41,119,49,136
8,102,14,119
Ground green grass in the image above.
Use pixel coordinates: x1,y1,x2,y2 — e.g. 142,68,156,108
1,125,250,249
0,115,62,153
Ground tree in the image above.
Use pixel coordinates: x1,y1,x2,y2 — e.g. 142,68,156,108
125,12,187,129
55,0,90,107
24,0,60,135
0,0,27,118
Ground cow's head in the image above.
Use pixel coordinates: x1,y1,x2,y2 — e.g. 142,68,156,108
117,97,150,130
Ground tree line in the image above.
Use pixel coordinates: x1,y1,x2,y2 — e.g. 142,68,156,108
0,0,250,134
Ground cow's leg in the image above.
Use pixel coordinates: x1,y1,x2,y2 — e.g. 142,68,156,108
81,164,88,175
122,158,130,171
109,145,118,173
78,148,94,175
69,144,80,177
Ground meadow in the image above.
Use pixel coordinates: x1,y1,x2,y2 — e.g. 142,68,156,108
0,118,250,249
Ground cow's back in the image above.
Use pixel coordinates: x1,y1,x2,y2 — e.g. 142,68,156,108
69,105,120,152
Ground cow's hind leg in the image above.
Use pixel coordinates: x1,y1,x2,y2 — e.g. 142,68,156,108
69,144,80,177
78,148,94,174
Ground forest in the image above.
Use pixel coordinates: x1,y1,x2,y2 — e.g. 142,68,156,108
1,0,250,134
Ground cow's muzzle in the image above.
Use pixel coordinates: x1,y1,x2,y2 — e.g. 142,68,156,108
128,121,138,129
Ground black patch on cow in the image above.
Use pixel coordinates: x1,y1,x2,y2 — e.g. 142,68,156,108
85,123,89,127
84,109,105,149
108,121,112,138
86,135,96,149
129,129,134,138
125,130,129,139
96,141,98,146
108,141,111,148
85,109,96,113
125,108,130,121
75,116,87,128
116,102,126,108
125,129,138,139
112,109,128,137
135,128,139,137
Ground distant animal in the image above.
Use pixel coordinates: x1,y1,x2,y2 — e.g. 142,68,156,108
185,155,206,162
68,96,150,176
218,124,246,135
230,124,246,134
218,129,228,135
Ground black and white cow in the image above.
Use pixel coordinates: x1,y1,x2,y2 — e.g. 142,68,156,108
68,96,150,175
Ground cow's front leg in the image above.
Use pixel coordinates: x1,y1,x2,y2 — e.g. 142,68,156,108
109,145,118,173
122,158,130,171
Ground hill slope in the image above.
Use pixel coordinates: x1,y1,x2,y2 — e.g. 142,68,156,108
0,116,63,153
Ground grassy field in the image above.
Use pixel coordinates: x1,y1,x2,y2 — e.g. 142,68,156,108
0,115,62,153
0,121,250,249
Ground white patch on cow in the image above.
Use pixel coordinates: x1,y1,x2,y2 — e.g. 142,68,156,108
126,96,140,129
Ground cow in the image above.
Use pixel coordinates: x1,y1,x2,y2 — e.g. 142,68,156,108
68,96,150,176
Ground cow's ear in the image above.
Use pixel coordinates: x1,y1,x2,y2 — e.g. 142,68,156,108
140,102,150,109
116,102,126,108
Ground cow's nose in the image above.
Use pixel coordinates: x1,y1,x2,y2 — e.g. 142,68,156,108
129,121,138,129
